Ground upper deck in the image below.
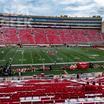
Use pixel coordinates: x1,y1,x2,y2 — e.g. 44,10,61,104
0,13,102,29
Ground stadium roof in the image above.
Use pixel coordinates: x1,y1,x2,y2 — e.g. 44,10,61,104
0,13,102,20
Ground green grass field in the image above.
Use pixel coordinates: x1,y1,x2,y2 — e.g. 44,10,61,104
0,47,104,66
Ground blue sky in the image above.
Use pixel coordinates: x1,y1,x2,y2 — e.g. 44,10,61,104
0,0,104,19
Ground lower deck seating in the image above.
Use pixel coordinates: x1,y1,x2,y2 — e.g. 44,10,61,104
0,27,104,45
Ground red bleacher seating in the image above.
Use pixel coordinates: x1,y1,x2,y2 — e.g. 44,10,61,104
0,77,104,104
0,27,104,45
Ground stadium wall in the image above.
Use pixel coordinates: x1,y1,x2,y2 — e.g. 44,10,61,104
102,21,104,33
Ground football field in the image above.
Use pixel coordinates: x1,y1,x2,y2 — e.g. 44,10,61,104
0,47,104,66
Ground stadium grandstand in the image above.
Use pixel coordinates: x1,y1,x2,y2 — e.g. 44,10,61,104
0,14,104,45
0,13,104,104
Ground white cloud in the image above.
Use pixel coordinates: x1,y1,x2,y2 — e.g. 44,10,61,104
53,0,92,5
0,0,104,20
1,0,53,15
57,0,76,4
65,4,95,11
94,0,104,6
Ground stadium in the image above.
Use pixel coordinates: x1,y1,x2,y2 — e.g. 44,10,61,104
0,3,104,104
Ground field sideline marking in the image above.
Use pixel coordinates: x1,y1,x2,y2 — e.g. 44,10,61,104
11,60,104,67
98,48,104,51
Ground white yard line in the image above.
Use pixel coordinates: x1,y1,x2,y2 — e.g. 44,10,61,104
2,48,13,62
21,50,24,64
9,48,18,64
30,48,34,64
